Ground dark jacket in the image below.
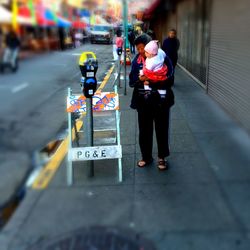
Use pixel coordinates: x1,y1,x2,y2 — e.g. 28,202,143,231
5,33,20,50
128,30,135,45
162,37,180,67
129,54,174,110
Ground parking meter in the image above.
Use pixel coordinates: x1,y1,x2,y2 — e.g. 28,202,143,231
79,52,98,98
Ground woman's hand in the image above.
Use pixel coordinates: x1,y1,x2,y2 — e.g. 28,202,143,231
139,75,148,82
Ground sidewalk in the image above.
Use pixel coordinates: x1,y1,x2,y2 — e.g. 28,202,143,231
1,67,250,250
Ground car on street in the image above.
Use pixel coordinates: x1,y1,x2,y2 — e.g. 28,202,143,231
90,24,114,44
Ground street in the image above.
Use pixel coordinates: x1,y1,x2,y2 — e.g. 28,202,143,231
0,43,114,154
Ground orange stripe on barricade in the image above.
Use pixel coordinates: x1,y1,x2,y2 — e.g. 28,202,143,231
67,93,119,113
93,93,117,111
67,95,86,113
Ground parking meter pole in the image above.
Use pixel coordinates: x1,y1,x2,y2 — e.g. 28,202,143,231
79,52,98,178
86,97,94,177
123,0,128,95
114,85,122,182
124,49,127,95
118,55,121,88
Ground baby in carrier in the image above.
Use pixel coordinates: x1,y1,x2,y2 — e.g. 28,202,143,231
140,40,168,97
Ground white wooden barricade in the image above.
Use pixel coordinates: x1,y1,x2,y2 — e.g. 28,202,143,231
66,85,122,185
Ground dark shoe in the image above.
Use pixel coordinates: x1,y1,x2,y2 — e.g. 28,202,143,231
158,159,168,171
137,158,153,168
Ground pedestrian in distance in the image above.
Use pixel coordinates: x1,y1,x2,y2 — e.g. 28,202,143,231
146,29,156,40
128,28,135,54
135,26,143,37
0,28,3,51
129,34,175,170
115,29,124,57
1,29,20,73
0,28,3,63
69,28,76,48
162,29,180,86
58,27,65,50
162,28,180,68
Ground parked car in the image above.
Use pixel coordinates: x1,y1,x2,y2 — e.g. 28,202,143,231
90,24,114,44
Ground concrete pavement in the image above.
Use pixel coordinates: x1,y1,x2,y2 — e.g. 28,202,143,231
0,44,115,227
0,66,250,250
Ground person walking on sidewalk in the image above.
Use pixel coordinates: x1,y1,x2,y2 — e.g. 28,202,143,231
128,28,135,54
115,29,124,56
0,28,3,60
129,34,174,170
162,29,180,85
2,29,20,72
162,28,180,68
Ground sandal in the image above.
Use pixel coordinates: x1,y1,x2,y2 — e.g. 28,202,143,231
137,158,153,168
158,159,168,171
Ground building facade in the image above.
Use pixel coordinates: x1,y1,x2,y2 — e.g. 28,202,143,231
149,0,250,133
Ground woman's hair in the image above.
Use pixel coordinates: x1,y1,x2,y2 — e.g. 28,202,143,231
116,29,122,37
134,34,152,46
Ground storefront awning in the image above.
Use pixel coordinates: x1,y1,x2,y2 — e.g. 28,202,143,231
0,5,12,23
143,0,161,20
18,6,72,27
45,9,71,27
72,19,86,29
0,5,33,25
57,16,72,28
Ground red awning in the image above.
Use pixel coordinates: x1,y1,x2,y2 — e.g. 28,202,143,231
72,19,86,29
18,6,31,18
143,0,161,20
36,13,55,26
18,5,55,26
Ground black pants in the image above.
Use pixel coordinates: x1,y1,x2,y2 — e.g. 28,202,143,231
137,102,170,161
130,43,135,54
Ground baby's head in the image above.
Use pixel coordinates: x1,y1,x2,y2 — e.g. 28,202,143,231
144,40,159,58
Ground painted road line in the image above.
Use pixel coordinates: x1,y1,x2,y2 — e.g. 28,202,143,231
32,120,83,189
11,82,29,93
71,53,82,56
97,65,115,92
31,65,115,190
25,168,43,187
